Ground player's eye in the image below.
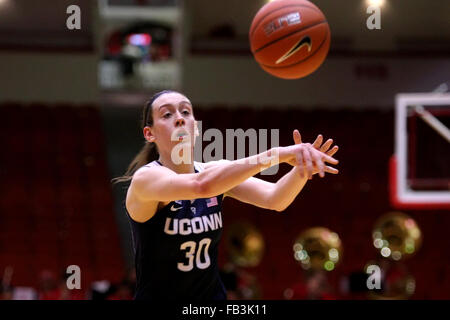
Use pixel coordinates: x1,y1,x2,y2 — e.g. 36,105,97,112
182,110,190,115
163,113,171,118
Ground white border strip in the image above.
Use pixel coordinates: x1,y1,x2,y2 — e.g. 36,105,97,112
395,93,450,204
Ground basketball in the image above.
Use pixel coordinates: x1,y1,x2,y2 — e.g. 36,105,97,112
249,0,330,79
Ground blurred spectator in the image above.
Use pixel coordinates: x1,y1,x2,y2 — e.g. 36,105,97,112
220,263,261,300
37,270,59,300
219,265,239,299
284,269,338,300
1,268,14,300
89,280,113,300
106,268,136,300
37,269,85,300
11,287,37,300
0,284,13,300
106,280,133,300
367,258,416,300
124,268,136,297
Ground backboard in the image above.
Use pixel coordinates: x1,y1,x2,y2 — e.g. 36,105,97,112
390,92,450,209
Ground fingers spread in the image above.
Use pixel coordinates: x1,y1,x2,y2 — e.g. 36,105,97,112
302,148,314,179
312,149,325,177
312,134,323,149
296,152,305,178
322,153,339,165
293,130,302,144
324,166,339,174
327,145,339,157
320,139,333,153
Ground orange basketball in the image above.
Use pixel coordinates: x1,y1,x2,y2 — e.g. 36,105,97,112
249,0,330,79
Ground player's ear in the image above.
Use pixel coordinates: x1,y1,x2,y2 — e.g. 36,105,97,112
143,126,156,143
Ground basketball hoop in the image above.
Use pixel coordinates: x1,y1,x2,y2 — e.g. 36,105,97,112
390,89,450,210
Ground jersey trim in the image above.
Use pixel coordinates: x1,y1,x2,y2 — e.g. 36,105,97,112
144,160,205,173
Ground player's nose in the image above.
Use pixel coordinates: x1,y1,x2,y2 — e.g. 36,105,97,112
174,114,185,127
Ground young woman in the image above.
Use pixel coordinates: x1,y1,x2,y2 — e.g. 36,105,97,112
114,90,339,300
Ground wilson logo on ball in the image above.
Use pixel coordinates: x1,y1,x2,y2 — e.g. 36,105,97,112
264,12,302,36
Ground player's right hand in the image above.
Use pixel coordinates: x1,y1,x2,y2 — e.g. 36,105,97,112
282,131,339,179
307,132,339,179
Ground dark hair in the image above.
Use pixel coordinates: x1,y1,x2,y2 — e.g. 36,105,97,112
112,90,178,184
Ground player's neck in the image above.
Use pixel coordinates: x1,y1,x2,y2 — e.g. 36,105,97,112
158,153,195,174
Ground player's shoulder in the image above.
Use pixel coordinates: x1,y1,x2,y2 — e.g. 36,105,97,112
132,160,227,176
128,161,169,203
132,160,168,181
142,160,163,169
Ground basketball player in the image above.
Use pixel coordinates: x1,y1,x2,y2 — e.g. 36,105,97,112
114,90,339,300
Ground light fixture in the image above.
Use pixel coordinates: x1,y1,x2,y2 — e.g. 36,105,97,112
367,0,385,7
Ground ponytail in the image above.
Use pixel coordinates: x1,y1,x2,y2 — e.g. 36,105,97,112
112,141,159,184
112,89,179,185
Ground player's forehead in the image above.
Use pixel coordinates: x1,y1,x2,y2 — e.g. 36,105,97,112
153,92,191,109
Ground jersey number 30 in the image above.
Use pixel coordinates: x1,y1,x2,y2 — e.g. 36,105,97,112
177,238,211,272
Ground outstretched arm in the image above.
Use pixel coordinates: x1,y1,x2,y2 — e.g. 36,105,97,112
223,130,339,212
131,140,337,203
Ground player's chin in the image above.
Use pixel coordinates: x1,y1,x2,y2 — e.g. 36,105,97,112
172,139,194,149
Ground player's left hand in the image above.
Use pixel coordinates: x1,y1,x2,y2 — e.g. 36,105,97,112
291,129,339,179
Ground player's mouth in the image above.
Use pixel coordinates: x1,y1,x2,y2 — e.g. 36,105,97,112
175,130,189,141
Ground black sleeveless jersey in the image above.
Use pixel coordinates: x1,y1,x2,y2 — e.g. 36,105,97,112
126,160,227,301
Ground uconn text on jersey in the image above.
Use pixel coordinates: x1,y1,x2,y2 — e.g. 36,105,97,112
164,212,223,235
